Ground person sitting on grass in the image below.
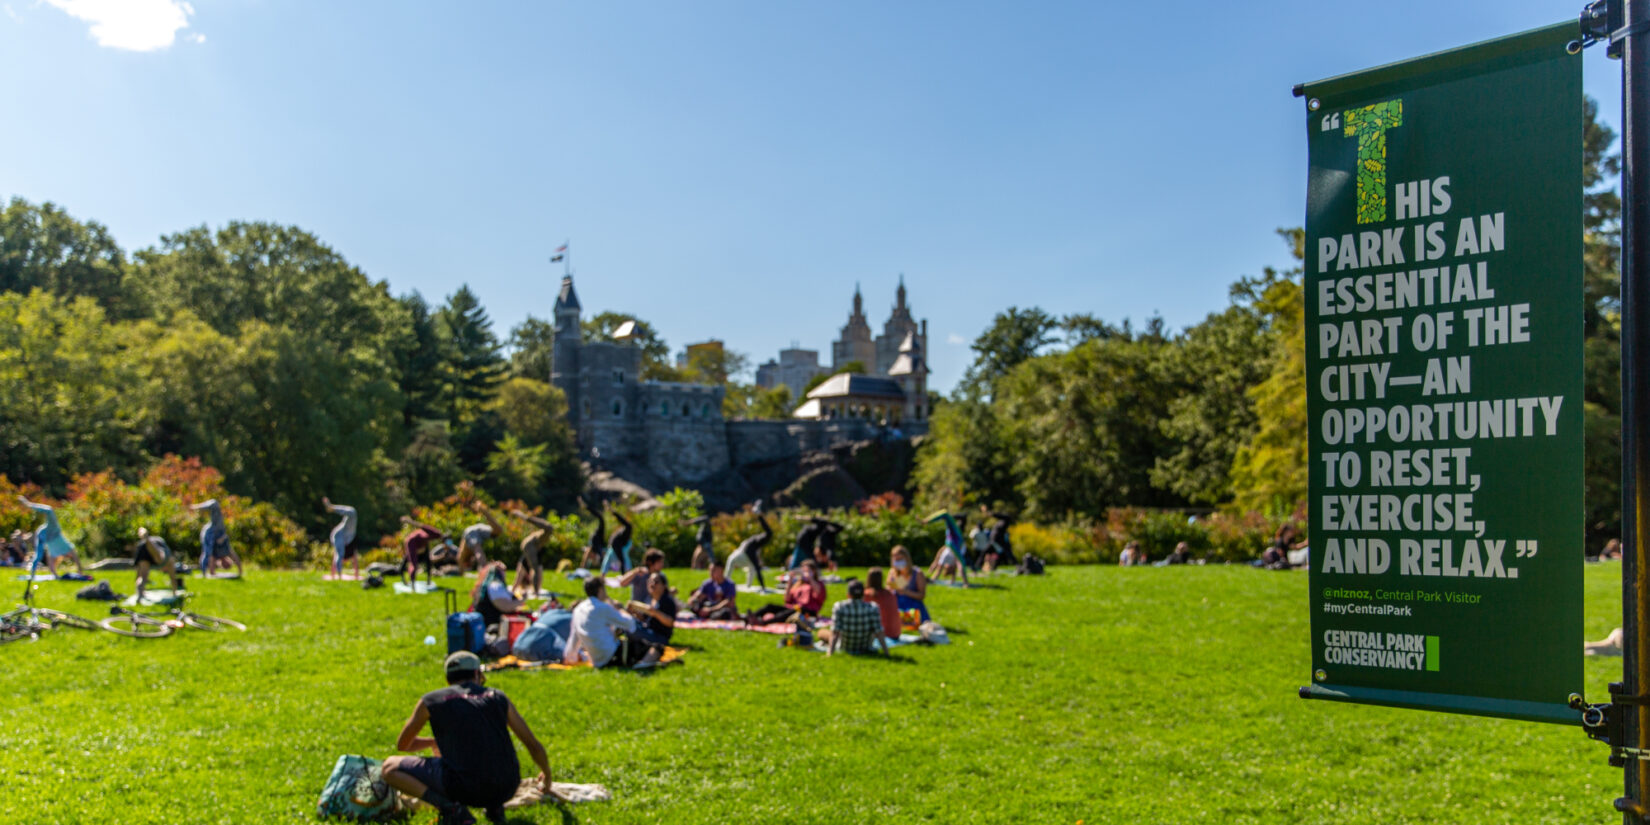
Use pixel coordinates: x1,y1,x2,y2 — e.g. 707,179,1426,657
400,516,449,586
888,545,929,623
623,572,677,670
1262,523,1306,570
685,515,714,570
688,561,740,620
822,579,888,657
1163,541,1193,565
131,527,183,602
469,562,554,638
459,502,502,573
2,530,31,567
724,501,772,591
565,577,636,668
618,548,666,604
508,510,555,598
189,498,244,579
382,650,563,825
322,497,359,580
864,567,902,641
18,495,84,577
746,560,825,626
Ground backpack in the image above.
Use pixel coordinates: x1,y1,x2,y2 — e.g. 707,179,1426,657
361,573,384,590
1019,555,1045,576
444,589,485,655
316,754,400,821
75,581,122,601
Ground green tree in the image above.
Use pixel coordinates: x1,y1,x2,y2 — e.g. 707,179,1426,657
0,199,133,317
484,435,550,504
393,420,468,507
1228,230,1308,515
683,345,749,387
491,376,572,447
507,315,557,381
1581,95,1623,544
397,292,446,427
437,284,506,424
1151,302,1272,505
962,307,1059,398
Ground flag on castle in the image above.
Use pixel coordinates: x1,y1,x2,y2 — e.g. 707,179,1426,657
550,243,568,263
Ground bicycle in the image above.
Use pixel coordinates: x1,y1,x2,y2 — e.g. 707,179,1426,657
165,590,246,632
100,590,245,637
2,573,100,642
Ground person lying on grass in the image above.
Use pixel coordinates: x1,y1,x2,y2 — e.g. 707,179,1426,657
131,527,184,602
888,546,929,623
746,560,825,626
617,548,666,604
383,650,564,825
565,577,636,668
822,579,887,657
400,516,450,586
623,572,676,670
687,561,739,620
2,530,31,567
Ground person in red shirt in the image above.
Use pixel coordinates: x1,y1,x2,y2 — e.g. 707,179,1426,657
400,516,450,586
746,560,826,625
864,567,902,640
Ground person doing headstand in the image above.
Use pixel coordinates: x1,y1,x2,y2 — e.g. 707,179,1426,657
600,504,634,575
578,498,605,570
924,511,970,586
724,501,771,591
323,497,359,579
788,516,843,572
18,495,82,577
685,515,714,570
190,498,243,578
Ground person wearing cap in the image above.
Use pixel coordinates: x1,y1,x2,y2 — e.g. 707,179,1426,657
821,579,888,656
382,651,562,825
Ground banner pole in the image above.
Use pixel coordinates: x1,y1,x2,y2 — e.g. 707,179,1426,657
1622,0,1649,817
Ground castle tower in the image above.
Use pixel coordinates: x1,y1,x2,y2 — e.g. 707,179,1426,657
552,275,583,422
888,329,929,421
832,283,876,371
876,274,923,375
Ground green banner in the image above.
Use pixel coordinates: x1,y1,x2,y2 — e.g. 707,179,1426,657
1298,21,1584,724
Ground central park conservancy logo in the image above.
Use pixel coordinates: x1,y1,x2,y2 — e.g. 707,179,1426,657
1322,629,1439,671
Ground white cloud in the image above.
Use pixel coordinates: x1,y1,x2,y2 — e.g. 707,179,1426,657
947,333,966,346
46,0,195,51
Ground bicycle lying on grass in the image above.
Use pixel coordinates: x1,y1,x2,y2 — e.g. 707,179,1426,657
1,578,99,644
100,591,246,638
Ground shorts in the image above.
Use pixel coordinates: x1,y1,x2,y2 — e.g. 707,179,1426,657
393,756,513,808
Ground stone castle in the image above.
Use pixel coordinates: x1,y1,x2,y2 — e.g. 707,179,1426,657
549,275,924,504
756,279,930,422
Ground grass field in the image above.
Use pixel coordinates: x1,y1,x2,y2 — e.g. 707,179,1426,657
0,563,1631,824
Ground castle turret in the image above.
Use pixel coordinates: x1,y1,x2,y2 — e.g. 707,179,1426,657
888,329,928,421
552,275,584,422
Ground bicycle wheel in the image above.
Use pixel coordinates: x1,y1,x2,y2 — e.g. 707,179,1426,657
99,613,173,638
36,609,98,631
181,613,245,632
0,624,39,644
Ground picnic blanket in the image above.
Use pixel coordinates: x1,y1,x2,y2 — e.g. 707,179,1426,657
805,633,927,652
674,616,833,635
321,572,364,582
484,645,688,673
391,581,444,595
401,778,611,810
15,574,55,582
735,584,782,595
122,589,185,607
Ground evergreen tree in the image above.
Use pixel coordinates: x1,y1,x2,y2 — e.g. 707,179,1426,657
437,284,506,423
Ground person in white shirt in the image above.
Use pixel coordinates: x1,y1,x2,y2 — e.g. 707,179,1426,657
564,577,635,668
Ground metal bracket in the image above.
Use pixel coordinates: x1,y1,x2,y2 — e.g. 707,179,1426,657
1569,0,1634,57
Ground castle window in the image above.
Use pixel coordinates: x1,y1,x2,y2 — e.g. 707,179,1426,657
681,402,690,417
582,400,591,418
614,369,624,385
612,400,623,417
701,403,711,418
661,401,670,416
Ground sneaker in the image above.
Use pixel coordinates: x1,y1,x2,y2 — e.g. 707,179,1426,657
438,806,477,825
632,649,661,670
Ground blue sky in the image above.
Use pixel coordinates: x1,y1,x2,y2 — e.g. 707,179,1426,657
1,1,1624,393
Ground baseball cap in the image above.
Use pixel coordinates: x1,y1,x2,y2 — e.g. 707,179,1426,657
444,650,481,675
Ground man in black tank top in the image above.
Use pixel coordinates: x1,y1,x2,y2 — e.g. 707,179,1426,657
382,651,562,824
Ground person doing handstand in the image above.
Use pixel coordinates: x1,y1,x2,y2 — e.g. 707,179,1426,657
685,515,714,570
924,511,970,586
131,527,183,602
600,504,634,575
724,501,771,591
190,498,244,578
17,495,83,577
382,650,562,825
578,498,605,570
322,497,359,579
788,516,843,572
459,502,502,573
399,516,450,586
508,510,553,598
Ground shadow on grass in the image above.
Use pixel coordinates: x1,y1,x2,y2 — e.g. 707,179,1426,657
503,808,579,825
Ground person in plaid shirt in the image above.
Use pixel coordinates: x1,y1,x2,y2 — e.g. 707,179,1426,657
825,579,888,656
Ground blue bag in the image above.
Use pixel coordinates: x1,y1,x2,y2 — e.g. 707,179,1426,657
512,608,573,662
443,588,484,654
316,754,399,821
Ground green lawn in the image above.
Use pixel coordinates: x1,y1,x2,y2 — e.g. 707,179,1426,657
0,563,1631,824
